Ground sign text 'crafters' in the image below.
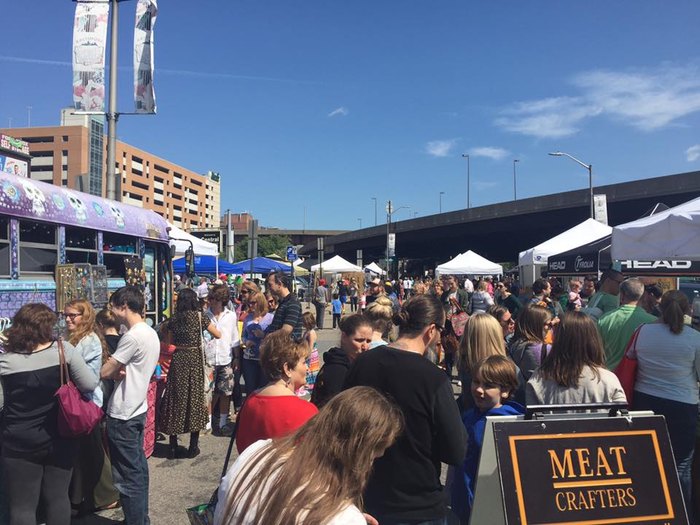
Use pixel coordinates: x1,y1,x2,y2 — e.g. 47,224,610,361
495,417,688,525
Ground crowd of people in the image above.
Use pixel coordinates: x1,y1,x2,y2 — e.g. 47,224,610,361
0,266,698,524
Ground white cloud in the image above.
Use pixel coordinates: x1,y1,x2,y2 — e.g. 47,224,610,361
468,146,511,161
425,139,457,157
687,145,700,162
328,106,349,118
496,97,601,139
496,63,700,138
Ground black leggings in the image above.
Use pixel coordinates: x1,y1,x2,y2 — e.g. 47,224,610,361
2,445,75,525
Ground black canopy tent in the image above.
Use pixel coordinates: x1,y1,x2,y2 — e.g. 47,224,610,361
548,234,700,276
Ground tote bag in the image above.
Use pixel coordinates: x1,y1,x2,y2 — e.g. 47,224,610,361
55,338,103,438
614,325,643,405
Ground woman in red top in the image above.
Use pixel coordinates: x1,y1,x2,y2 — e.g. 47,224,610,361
236,331,318,453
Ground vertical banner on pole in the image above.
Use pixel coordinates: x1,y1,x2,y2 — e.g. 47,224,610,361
72,0,110,111
134,0,158,113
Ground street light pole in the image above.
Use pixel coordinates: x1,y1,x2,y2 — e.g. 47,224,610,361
372,197,377,226
386,200,392,278
439,191,445,213
548,151,594,219
357,218,362,229
106,0,120,201
513,159,519,200
462,154,470,208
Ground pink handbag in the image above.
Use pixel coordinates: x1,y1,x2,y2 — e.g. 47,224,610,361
55,338,103,438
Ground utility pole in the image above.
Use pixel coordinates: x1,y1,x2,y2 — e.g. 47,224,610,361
105,0,120,201
26,106,32,127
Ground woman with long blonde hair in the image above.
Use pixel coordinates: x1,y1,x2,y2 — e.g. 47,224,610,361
63,299,119,514
214,386,403,525
456,313,511,409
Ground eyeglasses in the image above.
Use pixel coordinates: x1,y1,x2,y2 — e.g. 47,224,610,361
64,313,82,320
501,318,515,325
268,300,276,305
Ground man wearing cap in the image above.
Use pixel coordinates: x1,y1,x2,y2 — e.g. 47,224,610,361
365,277,385,307
313,279,330,329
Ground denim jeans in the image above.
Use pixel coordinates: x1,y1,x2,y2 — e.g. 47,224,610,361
107,414,150,525
241,358,266,395
633,390,696,521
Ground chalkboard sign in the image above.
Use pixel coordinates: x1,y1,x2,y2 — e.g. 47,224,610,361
492,415,687,524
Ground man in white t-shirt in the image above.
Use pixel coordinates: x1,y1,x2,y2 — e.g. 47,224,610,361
101,286,160,525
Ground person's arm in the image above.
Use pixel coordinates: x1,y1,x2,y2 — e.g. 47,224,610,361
101,333,137,380
78,333,103,383
433,379,467,465
519,344,544,381
101,356,125,380
525,379,542,406
65,343,100,393
206,320,222,339
485,293,494,307
458,290,469,312
281,301,302,334
308,330,317,349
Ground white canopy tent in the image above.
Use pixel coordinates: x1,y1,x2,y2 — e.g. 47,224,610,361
519,218,612,286
612,196,700,260
168,223,219,257
436,250,503,276
311,255,362,273
364,262,386,275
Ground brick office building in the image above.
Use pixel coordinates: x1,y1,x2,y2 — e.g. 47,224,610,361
0,109,220,230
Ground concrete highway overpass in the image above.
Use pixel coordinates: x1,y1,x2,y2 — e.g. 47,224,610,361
299,170,700,274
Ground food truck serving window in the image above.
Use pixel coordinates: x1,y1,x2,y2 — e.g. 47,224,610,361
0,218,9,277
65,226,98,265
19,220,57,274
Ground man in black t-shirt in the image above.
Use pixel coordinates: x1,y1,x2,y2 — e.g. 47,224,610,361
264,271,303,341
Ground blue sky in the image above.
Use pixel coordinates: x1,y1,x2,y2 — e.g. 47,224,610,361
1,1,699,230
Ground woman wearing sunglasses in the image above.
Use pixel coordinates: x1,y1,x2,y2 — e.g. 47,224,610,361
241,292,275,395
63,299,119,515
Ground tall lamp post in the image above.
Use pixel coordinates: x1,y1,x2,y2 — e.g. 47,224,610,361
385,200,409,280
371,197,378,226
357,218,362,229
462,154,471,208
513,159,519,200
548,151,594,219
439,191,445,213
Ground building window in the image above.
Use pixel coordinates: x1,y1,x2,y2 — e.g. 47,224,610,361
23,136,54,144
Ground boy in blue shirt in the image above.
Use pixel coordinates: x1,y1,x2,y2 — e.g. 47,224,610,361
451,355,524,523
331,293,342,328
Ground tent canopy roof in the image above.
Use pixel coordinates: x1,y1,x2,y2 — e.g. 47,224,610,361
168,223,219,257
311,255,362,273
612,195,700,260
173,256,236,275
436,250,503,276
364,262,386,275
519,218,612,266
227,257,292,274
